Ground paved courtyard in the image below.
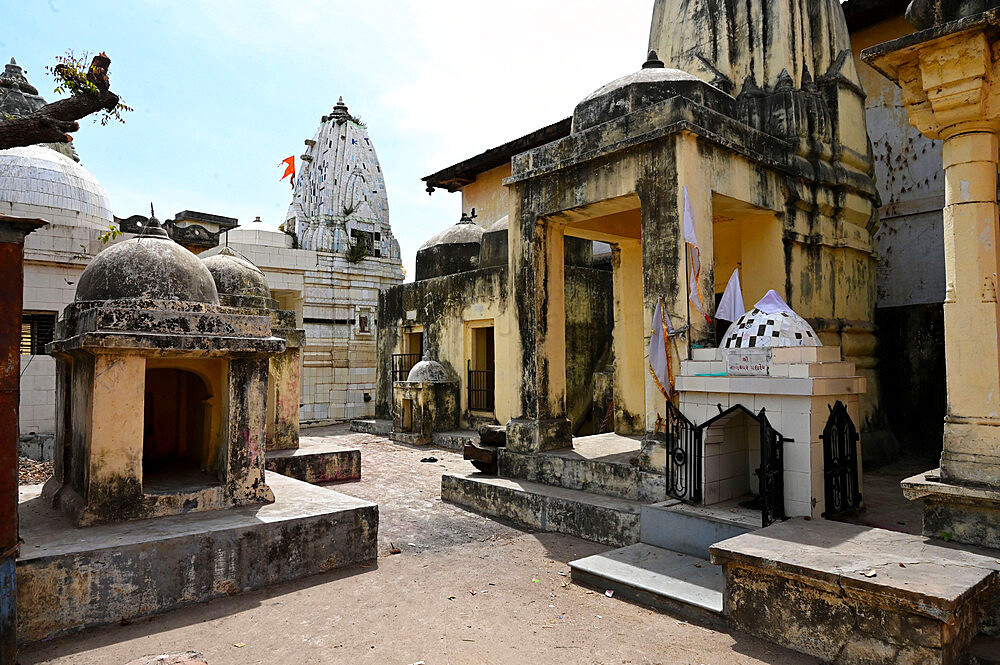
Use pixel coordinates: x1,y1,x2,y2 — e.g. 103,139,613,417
20,425,818,665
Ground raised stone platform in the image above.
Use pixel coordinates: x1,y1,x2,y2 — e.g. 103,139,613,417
433,430,477,451
441,472,642,547
902,468,1000,550
499,433,665,502
350,418,391,435
16,471,378,645
265,438,361,484
710,519,1000,665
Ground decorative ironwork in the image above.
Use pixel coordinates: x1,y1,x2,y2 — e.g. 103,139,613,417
821,401,862,518
758,407,787,528
467,361,495,412
392,353,421,382
664,401,702,502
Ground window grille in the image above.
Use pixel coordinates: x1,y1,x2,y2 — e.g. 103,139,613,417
21,312,56,355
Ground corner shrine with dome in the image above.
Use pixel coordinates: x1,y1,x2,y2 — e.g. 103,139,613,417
370,0,874,524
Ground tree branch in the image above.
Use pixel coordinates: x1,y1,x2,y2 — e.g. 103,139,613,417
0,53,120,151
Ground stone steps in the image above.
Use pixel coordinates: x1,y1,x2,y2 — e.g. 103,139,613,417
440,472,643,547
640,500,758,558
569,543,724,625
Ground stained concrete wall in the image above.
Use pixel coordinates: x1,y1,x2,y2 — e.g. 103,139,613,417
850,15,946,457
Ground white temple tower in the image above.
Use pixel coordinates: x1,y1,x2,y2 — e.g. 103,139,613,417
287,97,401,262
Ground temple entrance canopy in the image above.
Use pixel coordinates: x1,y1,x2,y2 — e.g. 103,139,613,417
503,38,878,455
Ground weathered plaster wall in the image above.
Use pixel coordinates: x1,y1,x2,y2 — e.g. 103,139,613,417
850,15,946,455
461,163,512,228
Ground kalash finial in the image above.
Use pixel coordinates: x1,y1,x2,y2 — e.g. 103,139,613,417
643,50,665,69
330,96,350,122
139,202,169,239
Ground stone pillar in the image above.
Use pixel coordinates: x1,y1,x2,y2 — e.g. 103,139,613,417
612,240,645,434
506,212,572,452
0,215,45,665
940,131,1000,484
863,11,1000,548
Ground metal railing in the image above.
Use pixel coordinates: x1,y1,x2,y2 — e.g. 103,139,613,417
467,361,495,412
392,353,421,382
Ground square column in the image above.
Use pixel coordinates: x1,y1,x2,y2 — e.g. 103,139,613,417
863,11,1000,548
506,211,572,452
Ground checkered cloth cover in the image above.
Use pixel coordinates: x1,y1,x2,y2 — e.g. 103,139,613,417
722,307,821,349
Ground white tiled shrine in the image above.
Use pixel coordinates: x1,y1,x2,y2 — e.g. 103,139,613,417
675,346,865,518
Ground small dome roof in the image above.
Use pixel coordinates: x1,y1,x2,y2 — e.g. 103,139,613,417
419,214,484,251
485,215,509,233
580,65,702,104
721,291,820,349
0,145,112,228
76,220,219,304
201,246,270,300
221,216,291,249
406,357,456,383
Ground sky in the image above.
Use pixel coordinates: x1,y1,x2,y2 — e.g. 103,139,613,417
4,0,657,279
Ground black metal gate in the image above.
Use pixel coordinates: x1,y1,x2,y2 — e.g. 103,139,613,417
757,407,786,528
664,401,702,503
821,401,862,518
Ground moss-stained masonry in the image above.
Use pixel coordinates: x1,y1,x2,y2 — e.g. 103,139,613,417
504,42,878,451
376,262,612,433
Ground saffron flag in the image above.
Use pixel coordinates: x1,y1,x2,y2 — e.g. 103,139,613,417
280,156,295,188
716,268,746,323
648,296,675,399
683,186,711,324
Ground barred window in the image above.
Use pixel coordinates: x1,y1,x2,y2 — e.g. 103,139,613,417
21,312,56,355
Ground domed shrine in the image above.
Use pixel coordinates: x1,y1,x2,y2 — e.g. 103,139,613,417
42,215,285,526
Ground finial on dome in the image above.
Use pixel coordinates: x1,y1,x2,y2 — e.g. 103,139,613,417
643,50,665,69
9,58,15,65
139,203,169,238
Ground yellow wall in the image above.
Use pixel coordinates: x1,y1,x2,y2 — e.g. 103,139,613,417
461,163,512,228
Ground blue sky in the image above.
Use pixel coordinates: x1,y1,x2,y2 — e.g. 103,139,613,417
4,0,654,279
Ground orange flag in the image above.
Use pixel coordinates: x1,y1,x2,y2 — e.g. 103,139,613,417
279,156,295,188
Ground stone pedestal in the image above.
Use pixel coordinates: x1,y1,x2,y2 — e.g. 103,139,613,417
863,10,1000,548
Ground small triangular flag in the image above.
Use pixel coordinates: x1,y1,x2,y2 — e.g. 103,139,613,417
716,268,746,323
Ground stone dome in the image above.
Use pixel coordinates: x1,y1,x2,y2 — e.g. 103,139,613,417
0,145,112,228
75,221,220,304
573,51,732,133
406,356,457,383
201,246,271,305
579,64,702,104
415,213,484,281
221,216,292,249
721,291,820,349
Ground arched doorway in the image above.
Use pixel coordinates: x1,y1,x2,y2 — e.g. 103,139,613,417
143,367,215,490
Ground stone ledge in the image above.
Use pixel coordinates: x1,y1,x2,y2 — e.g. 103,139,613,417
349,418,392,435
17,472,378,644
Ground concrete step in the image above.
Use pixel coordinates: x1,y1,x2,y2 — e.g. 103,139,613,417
499,446,666,502
349,419,391,435
641,499,758,558
569,543,724,625
441,472,643,547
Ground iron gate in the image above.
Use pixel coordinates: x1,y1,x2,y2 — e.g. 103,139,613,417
664,401,702,503
821,401,862,518
757,407,787,528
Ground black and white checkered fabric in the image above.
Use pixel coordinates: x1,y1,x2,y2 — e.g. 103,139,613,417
722,307,820,349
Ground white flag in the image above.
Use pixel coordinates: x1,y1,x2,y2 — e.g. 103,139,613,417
648,296,674,398
716,268,746,323
683,186,709,322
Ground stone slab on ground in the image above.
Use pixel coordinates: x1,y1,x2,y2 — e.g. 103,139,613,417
441,472,642,547
640,499,757,558
499,433,665,502
16,471,377,645
349,418,391,435
125,653,207,665
570,542,724,625
265,438,360,483
710,518,1000,665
